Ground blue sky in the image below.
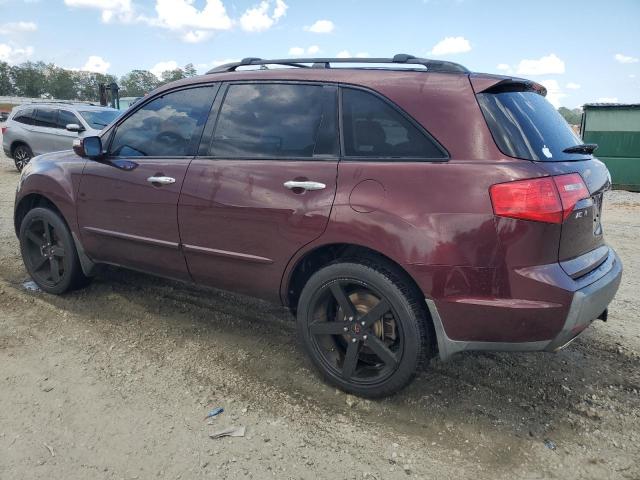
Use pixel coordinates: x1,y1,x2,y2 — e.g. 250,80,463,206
1,0,639,108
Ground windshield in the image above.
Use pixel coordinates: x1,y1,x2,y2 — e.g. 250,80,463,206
477,91,590,162
79,110,121,130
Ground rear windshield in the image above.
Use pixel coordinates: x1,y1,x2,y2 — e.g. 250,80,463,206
79,110,121,130
477,91,590,162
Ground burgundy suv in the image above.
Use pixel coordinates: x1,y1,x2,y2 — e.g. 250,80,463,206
14,55,622,397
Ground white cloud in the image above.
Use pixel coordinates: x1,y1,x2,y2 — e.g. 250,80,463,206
64,0,135,23
240,0,288,32
288,45,320,56
540,79,566,108
182,30,212,43
154,0,232,31
429,36,471,55
516,53,565,75
304,20,334,33
630,74,637,79
566,82,581,90
335,51,369,59
614,53,638,64
80,55,110,74
597,97,619,103
150,60,178,78
0,21,38,34
496,63,512,74
0,43,34,63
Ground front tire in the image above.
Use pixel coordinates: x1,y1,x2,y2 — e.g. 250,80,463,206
297,260,431,398
19,207,90,294
13,144,33,172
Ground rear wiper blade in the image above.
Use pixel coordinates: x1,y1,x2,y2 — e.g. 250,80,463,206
563,143,598,154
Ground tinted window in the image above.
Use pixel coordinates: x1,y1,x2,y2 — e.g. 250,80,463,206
342,88,445,159
34,108,58,128
210,83,338,158
477,91,588,161
13,108,34,125
79,109,121,129
57,110,81,129
110,87,213,157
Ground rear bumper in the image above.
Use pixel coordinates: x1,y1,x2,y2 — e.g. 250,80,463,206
428,249,623,361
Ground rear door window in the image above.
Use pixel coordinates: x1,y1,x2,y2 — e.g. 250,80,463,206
33,108,58,128
341,88,446,159
477,91,589,161
209,83,338,158
109,86,214,157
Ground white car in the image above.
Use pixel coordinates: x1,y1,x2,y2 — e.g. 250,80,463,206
2,102,121,171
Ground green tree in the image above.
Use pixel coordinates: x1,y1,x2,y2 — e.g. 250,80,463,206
160,68,187,84
183,63,197,77
45,65,77,99
11,61,47,97
119,69,159,97
0,61,14,95
558,107,582,126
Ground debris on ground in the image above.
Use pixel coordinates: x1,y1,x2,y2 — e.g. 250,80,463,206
204,407,224,420
209,426,246,440
544,439,557,451
43,442,55,457
22,280,40,292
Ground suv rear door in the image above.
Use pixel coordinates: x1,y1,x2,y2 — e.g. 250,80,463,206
77,85,216,280
178,82,339,301
476,86,611,277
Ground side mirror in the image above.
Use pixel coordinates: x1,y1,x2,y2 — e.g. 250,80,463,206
66,123,85,133
73,136,103,159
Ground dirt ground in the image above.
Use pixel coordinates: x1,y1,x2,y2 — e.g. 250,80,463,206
1,138,639,480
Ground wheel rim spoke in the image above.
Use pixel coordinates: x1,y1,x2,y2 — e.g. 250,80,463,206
360,299,391,329
365,335,398,367
329,282,358,320
50,257,61,282
342,341,360,379
51,245,65,257
309,321,348,336
32,255,49,272
26,230,43,246
42,220,52,244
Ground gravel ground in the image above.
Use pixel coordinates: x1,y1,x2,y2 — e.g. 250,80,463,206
1,138,639,479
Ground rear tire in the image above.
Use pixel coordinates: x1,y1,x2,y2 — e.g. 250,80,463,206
19,207,90,294
13,143,33,172
297,259,431,398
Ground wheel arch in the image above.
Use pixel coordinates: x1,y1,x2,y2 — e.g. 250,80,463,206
10,139,31,156
14,193,65,237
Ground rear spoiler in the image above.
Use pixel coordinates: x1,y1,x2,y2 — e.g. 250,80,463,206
469,74,547,96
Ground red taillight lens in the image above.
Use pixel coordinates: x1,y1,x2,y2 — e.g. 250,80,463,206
553,173,590,221
490,173,589,224
1,126,7,135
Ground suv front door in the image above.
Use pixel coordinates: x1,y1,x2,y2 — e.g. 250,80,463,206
77,85,216,280
178,82,339,301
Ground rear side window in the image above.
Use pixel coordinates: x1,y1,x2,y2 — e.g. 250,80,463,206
34,108,58,128
57,110,81,129
477,91,589,161
13,108,35,125
110,87,214,157
341,88,446,159
210,83,338,158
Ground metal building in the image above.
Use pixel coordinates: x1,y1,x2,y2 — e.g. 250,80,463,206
581,103,640,191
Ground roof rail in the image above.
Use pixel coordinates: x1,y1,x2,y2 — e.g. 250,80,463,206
21,100,101,107
206,54,469,74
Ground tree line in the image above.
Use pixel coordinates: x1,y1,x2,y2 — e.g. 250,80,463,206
0,61,198,101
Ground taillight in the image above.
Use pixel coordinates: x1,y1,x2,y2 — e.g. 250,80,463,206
1,126,6,135
490,173,589,224
553,173,590,221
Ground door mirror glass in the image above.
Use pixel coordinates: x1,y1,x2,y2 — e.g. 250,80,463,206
73,136,102,158
65,123,84,133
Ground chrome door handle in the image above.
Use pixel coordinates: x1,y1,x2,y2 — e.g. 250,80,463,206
147,176,176,185
283,181,326,191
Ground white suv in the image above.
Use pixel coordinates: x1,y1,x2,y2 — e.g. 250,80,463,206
2,102,120,171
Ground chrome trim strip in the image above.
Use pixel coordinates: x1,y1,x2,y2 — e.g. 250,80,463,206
83,226,180,249
182,244,273,264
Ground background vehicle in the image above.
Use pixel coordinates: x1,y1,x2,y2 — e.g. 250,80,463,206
2,102,121,171
118,96,142,110
13,55,622,398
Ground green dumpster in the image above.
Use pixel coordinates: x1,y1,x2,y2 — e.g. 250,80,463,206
581,103,640,192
